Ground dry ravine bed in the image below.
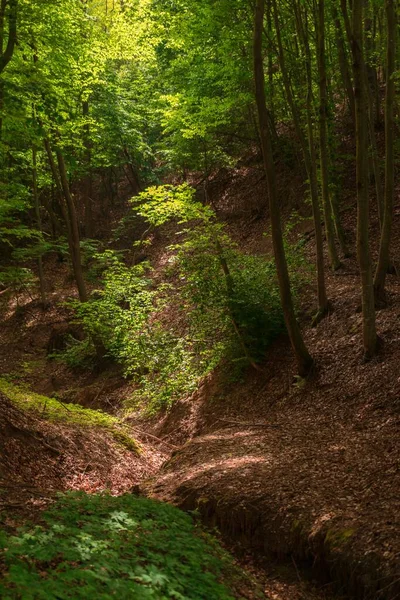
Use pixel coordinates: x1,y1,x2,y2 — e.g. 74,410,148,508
142,274,400,600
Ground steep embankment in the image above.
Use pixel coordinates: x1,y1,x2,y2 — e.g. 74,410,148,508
0,387,163,498
1,152,399,599
142,160,400,599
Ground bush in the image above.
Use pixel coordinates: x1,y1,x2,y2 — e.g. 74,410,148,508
0,492,254,599
60,185,309,413
0,267,37,302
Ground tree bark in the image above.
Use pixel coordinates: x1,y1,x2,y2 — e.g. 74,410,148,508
374,0,396,302
0,0,17,75
332,4,356,124
32,146,47,307
254,0,313,376
316,0,342,270
55,147,88,302
273,0,329,316
43,136,88,303
82,100,93,238
351,0,377,358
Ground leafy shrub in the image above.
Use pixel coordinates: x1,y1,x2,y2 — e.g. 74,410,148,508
65,259,197,413
0,492,251,599
0,267,38,302
172,222,285,364
61,184,308,413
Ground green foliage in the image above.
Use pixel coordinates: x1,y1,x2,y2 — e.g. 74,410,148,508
61,184,308,414
0,267,37,300
0,378,140,453
172,222,286,363
63,257,197,413
130,183,212,226
0,491,248,599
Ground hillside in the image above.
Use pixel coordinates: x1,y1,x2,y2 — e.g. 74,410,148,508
0,0,399,598
0,154,399,598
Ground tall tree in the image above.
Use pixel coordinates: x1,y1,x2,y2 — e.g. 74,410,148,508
254,0,313,376
374,0,396,302
351,0,377,358
0,0,17,75
316,0,343,269
273,0,329,319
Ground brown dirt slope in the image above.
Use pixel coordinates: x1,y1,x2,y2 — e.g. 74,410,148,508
0,390,163,503
143,161,400,600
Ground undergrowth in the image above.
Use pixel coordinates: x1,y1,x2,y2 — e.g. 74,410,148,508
0,378,140,453
57,184,310,414
0,491,260,599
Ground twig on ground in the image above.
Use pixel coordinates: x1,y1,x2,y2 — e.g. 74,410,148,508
217,418,281,428
131,427,179,450
291,554,302,583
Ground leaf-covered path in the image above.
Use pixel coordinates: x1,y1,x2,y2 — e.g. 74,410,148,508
143,249,400,600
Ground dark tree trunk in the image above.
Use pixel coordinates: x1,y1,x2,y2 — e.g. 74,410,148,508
82,100,93,238
351,0,377,358
55,148,88,303
374,0,396,302
0,0,17,75
32,146,47,307
273,0,329,316
254,0,313,376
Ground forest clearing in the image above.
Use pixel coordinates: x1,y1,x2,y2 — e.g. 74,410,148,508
0,0,399,598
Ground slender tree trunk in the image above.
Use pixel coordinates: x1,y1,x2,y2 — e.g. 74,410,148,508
316,0,342,270
43,137,88,302
351,0,377,358
254,0,313,376
32,146,47,307
332,4,356,124
122,146,141,195
0,0,6,138
374,0,396,302
366,80,384,226
0,0,17,75
43,137,75,250
364,1,384,226
342,0,384,227
341,0,353,47
273,0,329,317
55,148,88,302
82,100,93,238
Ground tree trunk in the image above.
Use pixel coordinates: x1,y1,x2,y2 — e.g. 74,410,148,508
32,146,47,307
366,80,384,226
0,0,17,75
254,0,313,376
82,100,93,238
351,0,377,358
43,137,88,303
332,4,355,124
316,0,342,270
55,148,88,302
374,0,396,302
0,0,6,138
273,0,329,317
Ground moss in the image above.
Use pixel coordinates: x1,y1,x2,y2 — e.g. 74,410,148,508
325,528,355,549
0,377,141,454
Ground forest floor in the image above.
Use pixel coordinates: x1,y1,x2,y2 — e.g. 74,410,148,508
0,148,399,599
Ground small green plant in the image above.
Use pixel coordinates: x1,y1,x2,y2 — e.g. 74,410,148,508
0,492,257,599
0,267,37,303
0,378,140,453
61,184,309,414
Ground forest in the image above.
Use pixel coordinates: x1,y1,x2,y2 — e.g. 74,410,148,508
0,0,399,598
